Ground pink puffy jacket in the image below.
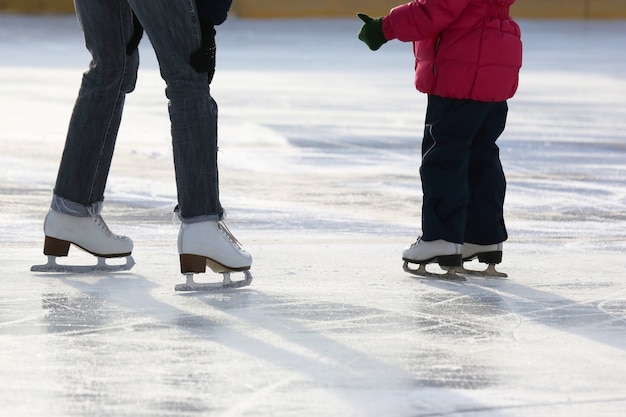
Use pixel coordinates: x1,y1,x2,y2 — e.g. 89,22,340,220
382,0,522,102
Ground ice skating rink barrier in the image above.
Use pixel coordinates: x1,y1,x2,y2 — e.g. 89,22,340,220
1,0,625,18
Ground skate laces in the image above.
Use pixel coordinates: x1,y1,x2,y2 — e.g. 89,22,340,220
218,221,242,248
409,237,423,247
94,215,126,239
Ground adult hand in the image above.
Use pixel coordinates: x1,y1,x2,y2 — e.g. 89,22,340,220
191,23,217,84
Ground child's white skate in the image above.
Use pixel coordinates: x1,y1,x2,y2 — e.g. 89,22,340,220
460,242,507,278
31,210,135,273
175,220,253,291
402,238,464,281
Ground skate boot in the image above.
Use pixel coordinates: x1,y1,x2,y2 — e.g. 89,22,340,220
402,237,464,280
461,242,507,277
176,220,253,291
31,210,135,273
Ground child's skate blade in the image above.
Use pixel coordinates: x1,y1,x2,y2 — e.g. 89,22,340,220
175,270,253,292
31,255,135,273
403,261,466,281
460,263,508,278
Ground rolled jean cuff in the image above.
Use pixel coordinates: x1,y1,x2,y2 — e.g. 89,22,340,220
51,194,103,217
178,212,223,224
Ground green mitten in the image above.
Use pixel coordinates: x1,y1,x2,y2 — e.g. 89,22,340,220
357,13,388,51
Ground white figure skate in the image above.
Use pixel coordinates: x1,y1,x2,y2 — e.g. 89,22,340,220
461,242,507,278
31,210,135,273
402,237,464,281
175,220,253,291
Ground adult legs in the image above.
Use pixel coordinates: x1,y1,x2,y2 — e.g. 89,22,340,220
53,0,138,216
127,0,250,278
127,0,223,222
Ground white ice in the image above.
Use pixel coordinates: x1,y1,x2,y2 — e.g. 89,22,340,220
1,15,626,417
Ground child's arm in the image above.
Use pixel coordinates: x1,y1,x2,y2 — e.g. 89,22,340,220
385,0,471,42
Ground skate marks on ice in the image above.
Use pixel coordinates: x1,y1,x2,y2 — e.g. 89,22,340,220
31,254,135,274
25,275,421,416
410,271,626,415
6,243,626,416
189,292,451,415
72,249,626,415
175,270,253,292
418,269,626,351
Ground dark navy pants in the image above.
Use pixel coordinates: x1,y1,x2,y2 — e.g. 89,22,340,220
420,95,508,245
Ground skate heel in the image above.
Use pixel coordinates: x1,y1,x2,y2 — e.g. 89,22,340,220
477,251,502,264
437,254,462,267
180,254,207,274
176,255,253,292
43,236,71,257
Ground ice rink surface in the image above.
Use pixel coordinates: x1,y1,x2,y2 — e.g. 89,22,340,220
1,14,626,417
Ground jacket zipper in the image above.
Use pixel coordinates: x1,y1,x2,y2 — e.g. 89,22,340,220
433,35,441,76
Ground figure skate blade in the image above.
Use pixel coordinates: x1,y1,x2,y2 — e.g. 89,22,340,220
31,255,135,273
175,270,253,292
403,261,466,281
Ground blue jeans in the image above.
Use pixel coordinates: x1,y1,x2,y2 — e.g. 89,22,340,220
52,0,223,223
420,95,508,245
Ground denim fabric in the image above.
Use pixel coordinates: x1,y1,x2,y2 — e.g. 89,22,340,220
420,95,508,245
53,0,223,223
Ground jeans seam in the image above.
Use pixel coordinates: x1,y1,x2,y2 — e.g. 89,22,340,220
87,2,130,203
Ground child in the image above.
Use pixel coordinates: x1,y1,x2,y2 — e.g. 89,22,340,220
358,0,522,277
